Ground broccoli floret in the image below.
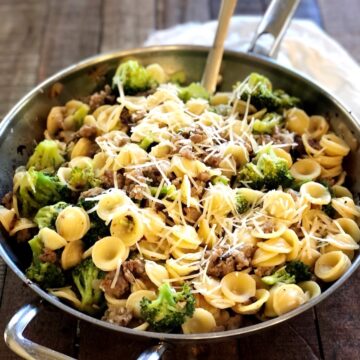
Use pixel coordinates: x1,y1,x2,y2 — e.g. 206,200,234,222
112,60,156,95
262,267,295,286
238,146,293,190
140,282,195,332
273,89,300,109
34,202,69,229
235,191,250,214
72,258,105,314
26,140,65,173
169,70,186,85
78,198,110,248
238,162,265,190
256,148,293,190
139,136,156,151
25,235,65,289
262,261,311,285
323,203,336,218
178,83,210,103
238,73,299,111
285,260,312,283
18,168,68,217
211,175,230,186
71,103,90,130
253,113,282,134
149,184,177,200
67,167,100,191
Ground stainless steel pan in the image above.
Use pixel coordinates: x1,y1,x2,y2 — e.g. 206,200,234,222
1,1,360,359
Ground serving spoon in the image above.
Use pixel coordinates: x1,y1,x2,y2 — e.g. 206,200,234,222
201,0,237,94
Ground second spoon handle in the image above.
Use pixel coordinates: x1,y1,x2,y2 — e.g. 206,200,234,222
201,0,237,94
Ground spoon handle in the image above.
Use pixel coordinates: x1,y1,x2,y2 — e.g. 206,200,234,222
201,0,237,94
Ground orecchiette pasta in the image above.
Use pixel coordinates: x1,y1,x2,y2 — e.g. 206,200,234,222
290,158,321,181
314,251,351,282
181,308,216,334
285,108,310,135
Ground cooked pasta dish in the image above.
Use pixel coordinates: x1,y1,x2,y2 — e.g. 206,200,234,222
0,60,359,334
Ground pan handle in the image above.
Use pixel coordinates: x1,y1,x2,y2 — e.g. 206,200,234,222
4,302,76,360
248,0,300,58
137,342,169,360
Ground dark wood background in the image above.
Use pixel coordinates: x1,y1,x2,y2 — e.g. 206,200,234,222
0,0,359,359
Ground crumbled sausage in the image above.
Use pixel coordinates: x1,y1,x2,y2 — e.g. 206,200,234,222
100,270,130,299
78,187,104,200
179,147,195,160
254,267,274,277
204,154,222,168
88,85,115,111
184,207,201,223
15,228,34,243
102,305,133,326
76,125,98,139
100,170,125,189
122,259,146,284
1,191,13,210
205,244,255,278
39,248,57,263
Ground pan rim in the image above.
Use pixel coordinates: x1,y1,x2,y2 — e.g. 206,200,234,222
0,44,359,342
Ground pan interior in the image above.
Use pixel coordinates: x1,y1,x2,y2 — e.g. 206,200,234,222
0,46,359,340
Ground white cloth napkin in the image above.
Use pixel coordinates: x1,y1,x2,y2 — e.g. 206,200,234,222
145,16,360,120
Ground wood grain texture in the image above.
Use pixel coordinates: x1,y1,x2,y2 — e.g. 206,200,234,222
0,1,360,359
101,0,156,52
318,0,360,62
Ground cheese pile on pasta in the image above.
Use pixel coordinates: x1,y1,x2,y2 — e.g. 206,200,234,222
0,60,359,334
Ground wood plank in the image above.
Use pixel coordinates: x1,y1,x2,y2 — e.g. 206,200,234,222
156,0,211,30
100,0,156,52
315,270,360,360
318,0,360,62
37,0,103,80
0,271,78,359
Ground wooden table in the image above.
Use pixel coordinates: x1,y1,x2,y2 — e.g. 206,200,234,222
0,0,359,359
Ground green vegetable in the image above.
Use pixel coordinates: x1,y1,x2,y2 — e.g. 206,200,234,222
235,191,250,214
26,235,65,289
262,261,311,285
237,73,300,111
78,198,110,248
18,168,69,217
140,282,195,332
169,70,186,84
112,60,156,95
139,136,156,151
34,202,69,229
26,140,65,173
238,146,293,190
149,184,177,200
178,83,209,103
67,167,101,191
72,258,105,314
211,175,230,185
71,103,89,130
253,112,282,134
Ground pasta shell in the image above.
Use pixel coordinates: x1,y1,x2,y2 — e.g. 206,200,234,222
0,206,16,232
314,251,351,282
92,236,129,271
61,240,84,270
181,308,216,334
220,272,256,303
56,206,90,241
39,227,67,250
110,208,144,246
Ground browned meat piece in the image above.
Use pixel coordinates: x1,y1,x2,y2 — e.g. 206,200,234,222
190,181,206,198
120,107,132,126
100,170,125,189
184,207,201,223
226,314,242,330
131,110,147,123
88,85,115,111
123,169,149,200
190,129,207,143
76,125,98,139
204,154,222,168
102,305,133,326
254,267,274,277
205,244,255,278
122,259,146,284
197,171,211,182
142,164,167,186
78,187,104,200
16,228,34,243
39,248,57,263
100,270,130,299
1,191,13,209
179,147,195,160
